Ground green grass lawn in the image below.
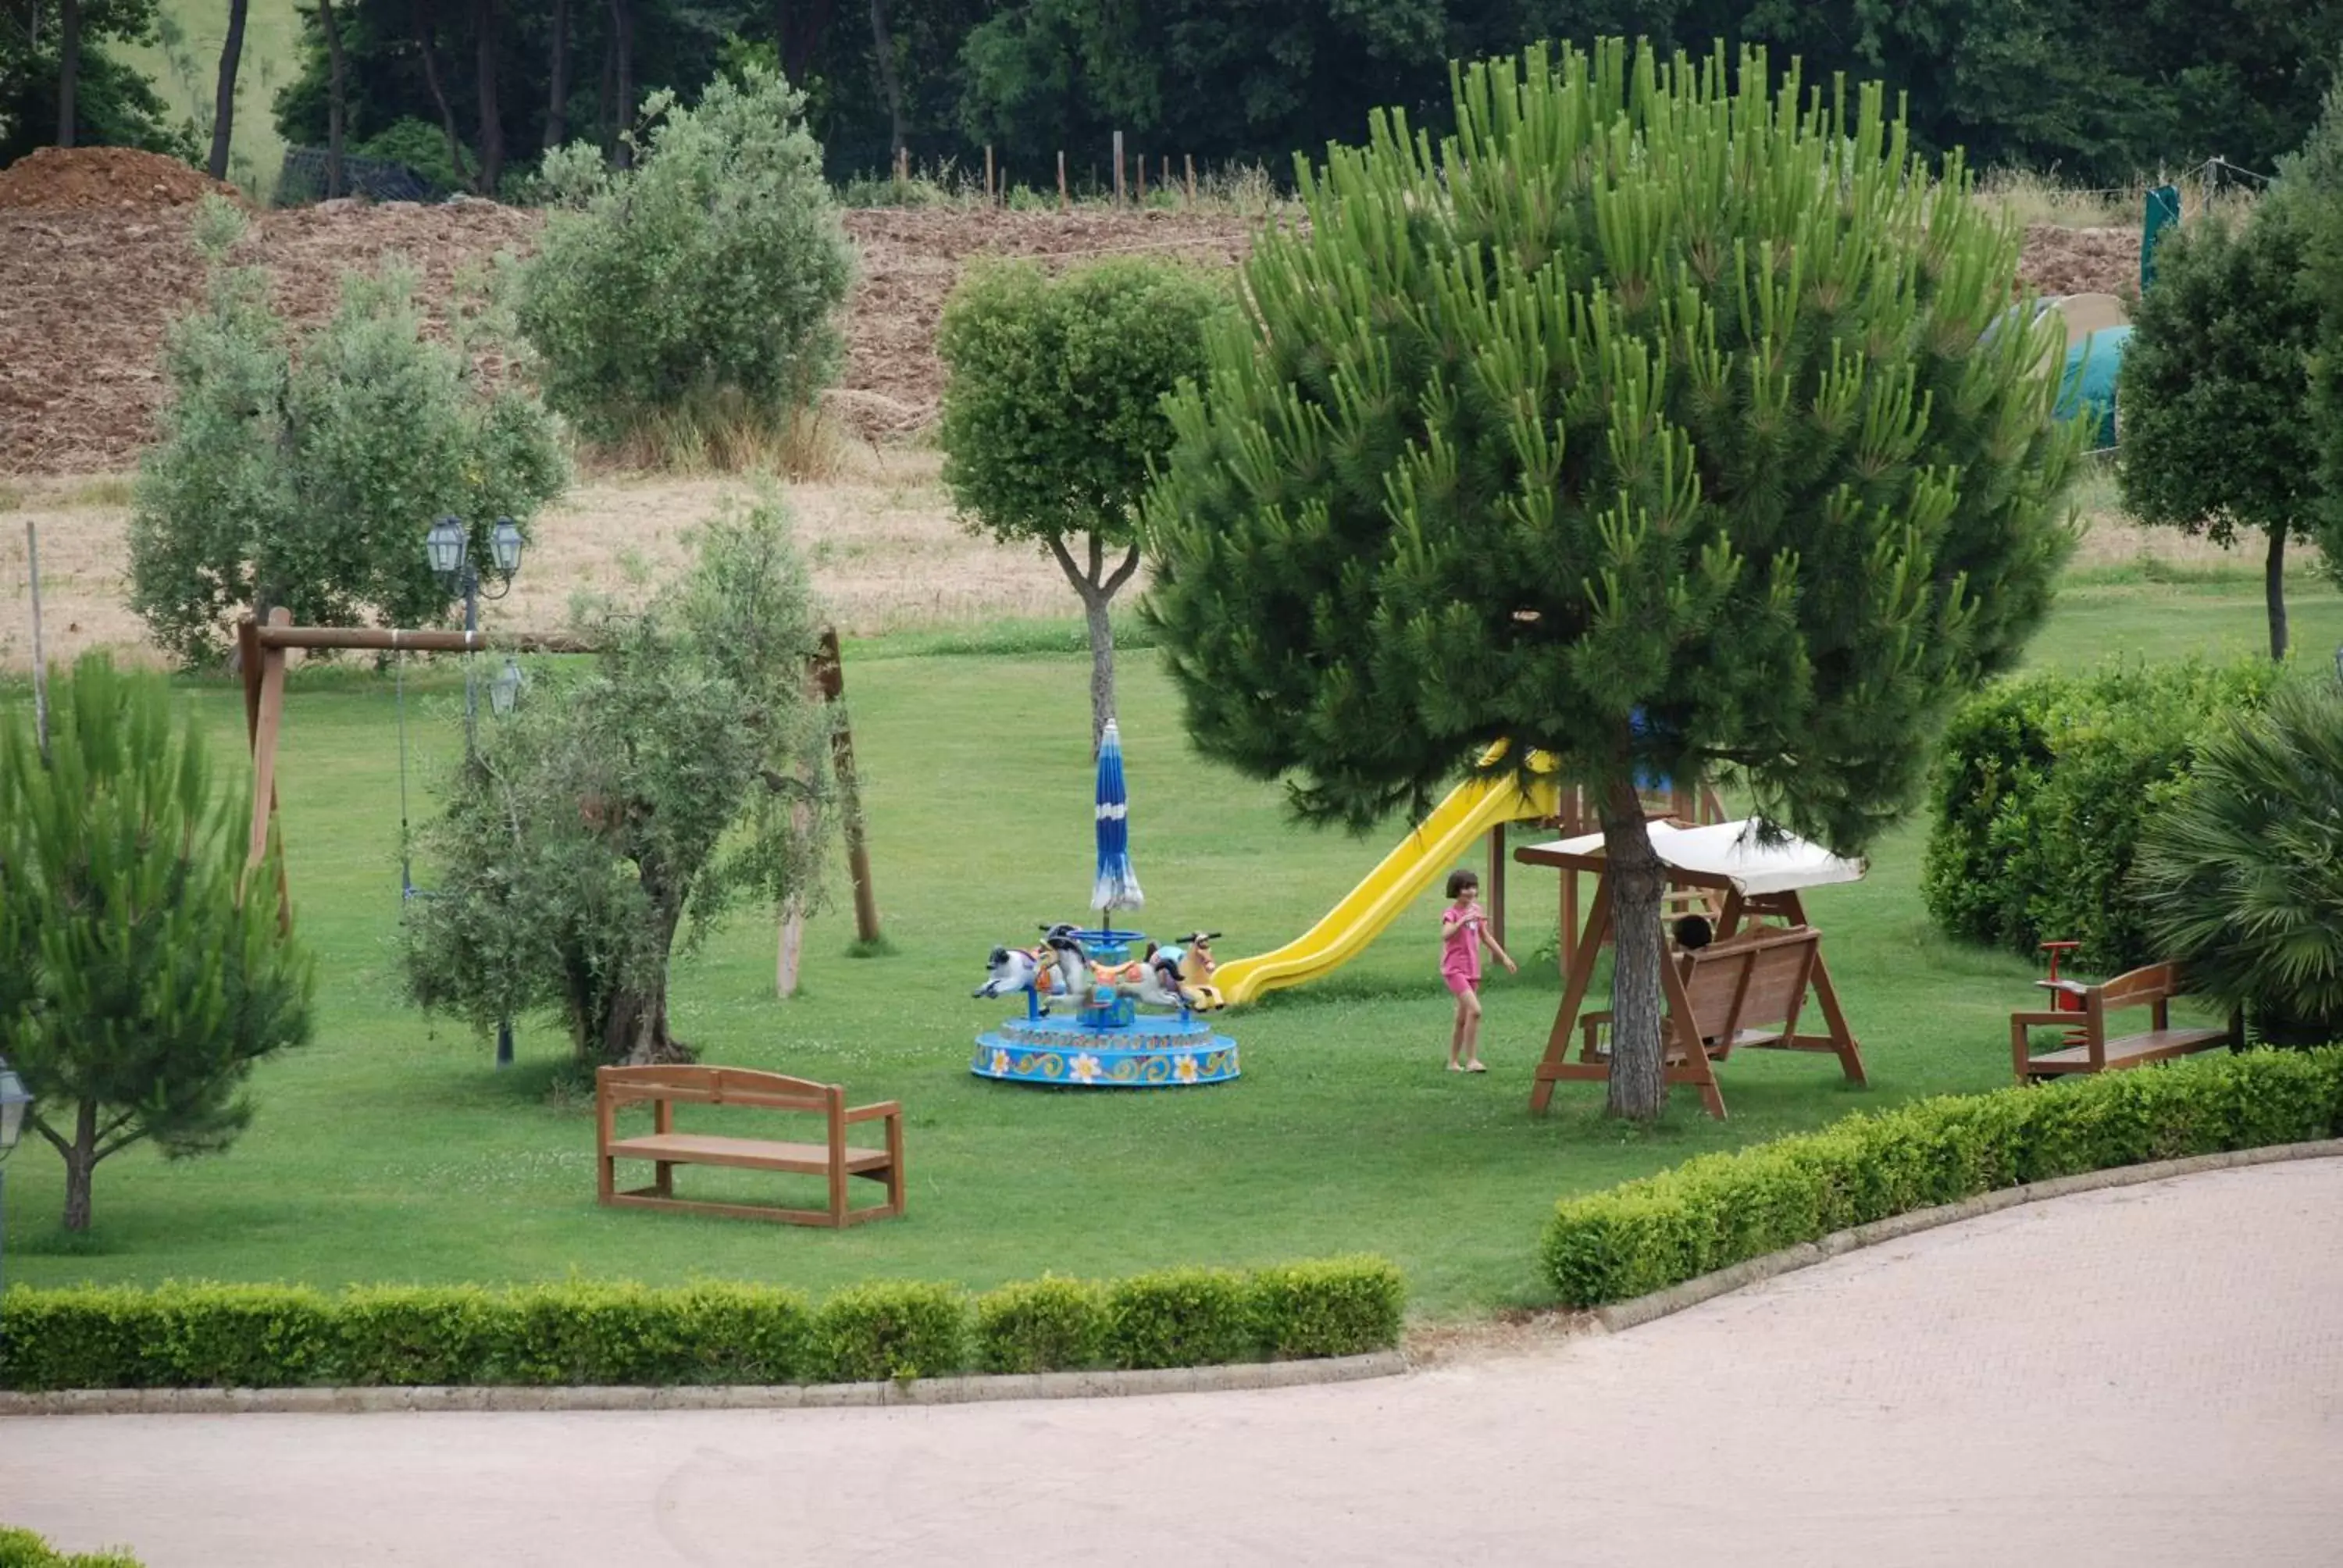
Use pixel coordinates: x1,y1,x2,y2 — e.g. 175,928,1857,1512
2,572,2338,1318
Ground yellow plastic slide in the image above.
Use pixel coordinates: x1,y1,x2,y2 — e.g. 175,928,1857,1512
1212,767,1560,1006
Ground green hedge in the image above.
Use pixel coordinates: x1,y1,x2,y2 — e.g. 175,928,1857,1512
1920,658,2281,973
1542,1049,2343,1307
0,1257,1403,1392
0,1527,141,1568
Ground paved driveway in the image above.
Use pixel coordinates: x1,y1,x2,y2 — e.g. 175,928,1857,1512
6,1159,2340,1567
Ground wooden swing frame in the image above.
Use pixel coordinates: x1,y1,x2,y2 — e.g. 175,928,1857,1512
1514,841,1866,1120
235,610,880,947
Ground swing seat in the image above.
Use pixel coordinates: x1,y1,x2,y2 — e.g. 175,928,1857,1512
1557,925,1863,1120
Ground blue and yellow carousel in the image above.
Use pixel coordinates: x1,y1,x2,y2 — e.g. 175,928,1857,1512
969,721,1239,1089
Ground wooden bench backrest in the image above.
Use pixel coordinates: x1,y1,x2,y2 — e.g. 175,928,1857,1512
597,1064,842,1114
2089,962,2181,1014
1674,926,1819,1039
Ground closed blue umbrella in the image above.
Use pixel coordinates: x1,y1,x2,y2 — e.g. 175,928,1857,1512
1093,719,1143,918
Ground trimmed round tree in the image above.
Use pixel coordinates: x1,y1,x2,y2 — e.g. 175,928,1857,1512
937,255,1227,752
1144,41,2083,1119
2117,198,2320,661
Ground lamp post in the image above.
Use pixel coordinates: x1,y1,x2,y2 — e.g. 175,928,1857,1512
0,1057,31,1295
426,515,527,1069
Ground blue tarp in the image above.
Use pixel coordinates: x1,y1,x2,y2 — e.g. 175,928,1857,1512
2055,325,2129,450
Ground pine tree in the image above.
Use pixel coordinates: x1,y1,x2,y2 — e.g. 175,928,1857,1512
0,654,316,1231
1144,40,2083,1120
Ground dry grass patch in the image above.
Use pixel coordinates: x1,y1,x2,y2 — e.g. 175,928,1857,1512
0,452,1072,672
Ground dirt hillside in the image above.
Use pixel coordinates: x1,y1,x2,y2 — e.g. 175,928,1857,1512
0,177,2132,476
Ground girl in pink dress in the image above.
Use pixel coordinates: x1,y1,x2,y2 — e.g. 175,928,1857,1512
1440,869,1516,1072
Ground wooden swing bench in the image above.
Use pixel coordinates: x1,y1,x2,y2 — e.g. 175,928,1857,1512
1539,923,1867,1120
596,1065,905,1228
2008,962,2241,1082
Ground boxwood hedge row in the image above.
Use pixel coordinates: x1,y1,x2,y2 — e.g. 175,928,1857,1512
0,1256,1403,1392
1543,1049,2343,1307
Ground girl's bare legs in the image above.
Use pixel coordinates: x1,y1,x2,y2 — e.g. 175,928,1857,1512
1451,988,1482,1069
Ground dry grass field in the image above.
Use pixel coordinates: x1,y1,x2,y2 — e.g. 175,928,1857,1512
0,448,1079,672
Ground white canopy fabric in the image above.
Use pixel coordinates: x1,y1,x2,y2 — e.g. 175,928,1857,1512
1525,818,1866,896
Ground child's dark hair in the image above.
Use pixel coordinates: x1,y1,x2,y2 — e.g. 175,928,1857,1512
1673,914,1713,951
1445,869,1479,899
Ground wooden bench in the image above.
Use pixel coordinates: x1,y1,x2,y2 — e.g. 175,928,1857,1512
596,1065,904,1227
2009,962,2241,1082
1564,924,1867,1119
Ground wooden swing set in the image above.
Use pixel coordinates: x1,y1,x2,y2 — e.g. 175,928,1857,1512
234,609,882,978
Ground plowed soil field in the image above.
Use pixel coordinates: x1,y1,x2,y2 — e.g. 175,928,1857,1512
1,147,2131,476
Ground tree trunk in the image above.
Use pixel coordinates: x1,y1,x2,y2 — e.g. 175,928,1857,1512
473,0,503,194
867,0,903,161
2264,527,2288,662
414,4,476,187
1599,784,1668,1121
55,0,80,146
607,0,634,167
62,1099,98,1231
1049,535,1142,756
598,983,688,1064
597,7,616,158
544,0,569,151
207,0,248,181
319,0,348,197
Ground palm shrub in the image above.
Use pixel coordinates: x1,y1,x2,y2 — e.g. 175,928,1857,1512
0,654,316,1231
1144,40,2082,1118
2134,679,2343,1046
515,66,854,453
129,198,567,668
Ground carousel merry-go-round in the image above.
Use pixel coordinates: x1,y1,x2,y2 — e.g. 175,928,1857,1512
968,721,1239,1089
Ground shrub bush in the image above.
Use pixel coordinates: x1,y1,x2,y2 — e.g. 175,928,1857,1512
2136,680,2343,1046
1541,1048,2343,1307
0,1260,1401,1392
1920,658,2282,971
1248,1256,1405,1360
515,66,854,448
0,1526,143,1568
1103,1267,1257,1370
808,1281,972,1383
973,1275,1110,1374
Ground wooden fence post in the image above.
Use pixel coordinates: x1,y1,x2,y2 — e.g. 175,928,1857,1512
895,145,908,187
1057,149,1068,212
1113,130,1125,205
985,144,995,205
1185,154,1196,208
1136,153,1146,204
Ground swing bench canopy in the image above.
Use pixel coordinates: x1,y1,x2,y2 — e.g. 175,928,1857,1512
1517,818,1865,896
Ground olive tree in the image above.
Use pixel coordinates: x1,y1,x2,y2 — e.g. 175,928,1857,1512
400,497,833,1067
1145,41,2082,1120
937,256,1226,752
129,198,567,668
515,65,854,450
0,654,316,1231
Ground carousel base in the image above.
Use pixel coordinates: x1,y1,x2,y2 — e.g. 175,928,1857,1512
972,1010,1239,1089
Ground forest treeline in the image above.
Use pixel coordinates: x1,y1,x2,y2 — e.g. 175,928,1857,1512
5,0,2341,191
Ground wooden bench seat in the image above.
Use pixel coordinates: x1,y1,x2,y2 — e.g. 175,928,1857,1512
597,1065,905,1228
2010,962,2240,1082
